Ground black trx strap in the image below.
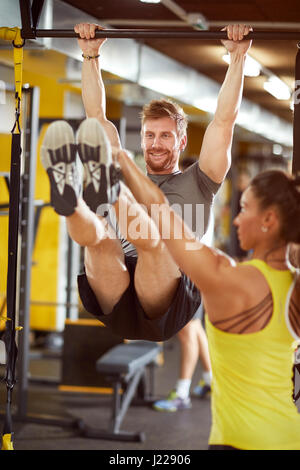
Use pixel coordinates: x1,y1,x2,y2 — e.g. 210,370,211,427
292,44,300,176
0,28,24,451
2,132,21,450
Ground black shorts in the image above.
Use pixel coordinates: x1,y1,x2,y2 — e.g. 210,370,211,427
77,255,201,341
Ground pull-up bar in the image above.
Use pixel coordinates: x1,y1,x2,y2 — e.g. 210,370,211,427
28,29,300,40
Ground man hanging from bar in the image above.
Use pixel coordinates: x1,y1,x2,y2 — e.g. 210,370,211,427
41,24,252,341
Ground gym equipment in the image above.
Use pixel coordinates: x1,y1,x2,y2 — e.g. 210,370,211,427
17,0,300,174
30,29,300,40
79,341,161,442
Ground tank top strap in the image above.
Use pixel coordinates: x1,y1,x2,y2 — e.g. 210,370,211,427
240,258,292,283
241,258,269,273
241,259,296,334
240,259,278,288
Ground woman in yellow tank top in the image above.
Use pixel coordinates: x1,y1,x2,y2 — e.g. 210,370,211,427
118,155,300,449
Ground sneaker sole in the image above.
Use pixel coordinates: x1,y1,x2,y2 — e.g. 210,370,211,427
153,402,192,412
41,120,78,216
153,406,177,412
76,118,115,213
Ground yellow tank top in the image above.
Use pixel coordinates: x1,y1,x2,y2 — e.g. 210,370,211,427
206,259,300,450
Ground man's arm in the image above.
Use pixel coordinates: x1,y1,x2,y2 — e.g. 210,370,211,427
74,23,122,149
199,24,252,184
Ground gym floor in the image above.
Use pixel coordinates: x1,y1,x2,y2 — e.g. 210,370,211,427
0,336,212,451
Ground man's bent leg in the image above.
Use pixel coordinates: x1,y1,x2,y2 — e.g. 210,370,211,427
66,198,130,315
66,198,106,247
134,245,181,319
41,119,130,319
84,237,129,316
114,182,181,319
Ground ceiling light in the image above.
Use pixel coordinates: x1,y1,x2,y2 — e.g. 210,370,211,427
194,97,217,114
139,76,187,97
273,144,283,155
186,13,208,30
222,54,261,77
140,0,161,3
263,76,291,100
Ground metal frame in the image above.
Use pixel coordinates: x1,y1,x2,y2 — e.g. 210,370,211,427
32,29,300,40
17,0,300,40
16,0,300,171
15,85,40,419
16,0,300,40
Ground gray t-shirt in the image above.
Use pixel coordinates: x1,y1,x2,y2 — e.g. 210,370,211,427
108,162,221,257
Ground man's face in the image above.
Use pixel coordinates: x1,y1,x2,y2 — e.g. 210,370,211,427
141,117,186,174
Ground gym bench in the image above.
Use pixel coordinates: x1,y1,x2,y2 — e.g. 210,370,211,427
79,341,161,442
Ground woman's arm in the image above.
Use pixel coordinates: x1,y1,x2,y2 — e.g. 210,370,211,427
158,203,236,292
116,149,236,294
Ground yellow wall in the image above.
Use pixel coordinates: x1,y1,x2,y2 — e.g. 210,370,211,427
0,147,10,327
25,52,70,330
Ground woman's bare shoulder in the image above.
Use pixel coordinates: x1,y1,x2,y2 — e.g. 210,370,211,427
203,258,271,325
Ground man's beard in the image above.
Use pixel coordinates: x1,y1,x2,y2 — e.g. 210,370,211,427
145,149,175,172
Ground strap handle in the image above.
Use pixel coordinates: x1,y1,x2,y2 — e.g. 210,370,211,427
0,27,24,115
